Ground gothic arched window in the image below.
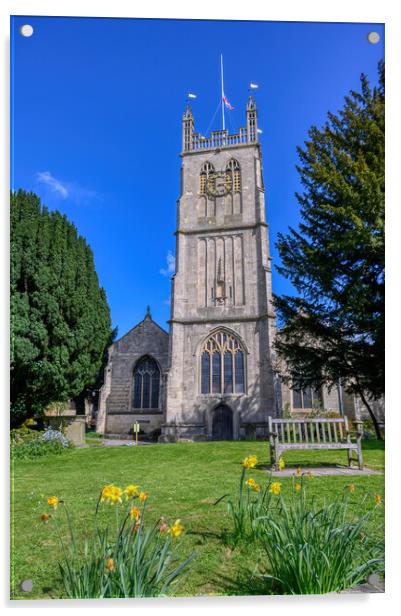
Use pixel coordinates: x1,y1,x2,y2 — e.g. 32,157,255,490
225,159,241,192
200,330,245,395
199,161,215,195
132,356,160,410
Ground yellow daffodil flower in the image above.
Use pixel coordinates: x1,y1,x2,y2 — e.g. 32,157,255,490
374,494,382,506
245,478,261,492
101,484,123,505
124,484,140,499
168,519,184,537
269,482,282,495
130,506,140,521
139,491,149,503
241,455,258,469
106,558,115,572
278,457,285,470
47,496,59,509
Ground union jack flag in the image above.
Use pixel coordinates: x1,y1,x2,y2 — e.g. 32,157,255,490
222,95,234,110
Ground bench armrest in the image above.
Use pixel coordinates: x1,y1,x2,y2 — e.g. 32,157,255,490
347,430,363,442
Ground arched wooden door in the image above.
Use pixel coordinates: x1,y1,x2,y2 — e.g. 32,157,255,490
212,404,233,440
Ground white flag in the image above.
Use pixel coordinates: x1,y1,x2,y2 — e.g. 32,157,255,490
187,93,197,99
249,82,259,89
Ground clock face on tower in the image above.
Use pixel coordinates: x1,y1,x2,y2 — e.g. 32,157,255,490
206,171,232,197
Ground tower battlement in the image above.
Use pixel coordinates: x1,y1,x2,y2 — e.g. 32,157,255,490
182,96,259,153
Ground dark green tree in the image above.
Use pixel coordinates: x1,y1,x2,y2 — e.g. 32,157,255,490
274,62,384,439
10,190,112,427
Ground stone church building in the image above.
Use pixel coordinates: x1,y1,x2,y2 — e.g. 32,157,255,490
96,97,367,440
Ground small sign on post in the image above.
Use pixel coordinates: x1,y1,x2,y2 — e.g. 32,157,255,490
133,422,140,446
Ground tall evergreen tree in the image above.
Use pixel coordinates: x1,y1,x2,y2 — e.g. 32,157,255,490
274,62,384,438
10,190,112,426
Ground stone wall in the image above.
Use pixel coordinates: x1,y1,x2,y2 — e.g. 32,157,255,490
97,314,169,435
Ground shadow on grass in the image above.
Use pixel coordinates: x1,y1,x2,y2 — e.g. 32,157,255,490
186,529,226,545
187,528,244,550
213,569,279,596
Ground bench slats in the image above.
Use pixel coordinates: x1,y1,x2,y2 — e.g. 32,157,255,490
268,415,363,470
327,422,332,442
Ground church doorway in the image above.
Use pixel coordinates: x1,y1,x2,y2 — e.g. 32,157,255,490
211,404,233,440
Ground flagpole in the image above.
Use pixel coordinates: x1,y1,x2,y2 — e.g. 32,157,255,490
220,53,225,131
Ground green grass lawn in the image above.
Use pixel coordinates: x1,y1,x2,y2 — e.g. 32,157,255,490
11,439,384,600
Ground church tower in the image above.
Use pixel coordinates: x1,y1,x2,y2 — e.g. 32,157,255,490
161,97,279,441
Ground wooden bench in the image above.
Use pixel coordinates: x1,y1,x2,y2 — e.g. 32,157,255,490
267,416,364,470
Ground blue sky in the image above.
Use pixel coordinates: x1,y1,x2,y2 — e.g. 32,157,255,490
11,16,384,338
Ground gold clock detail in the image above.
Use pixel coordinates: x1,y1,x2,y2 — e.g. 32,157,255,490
206,172,232,197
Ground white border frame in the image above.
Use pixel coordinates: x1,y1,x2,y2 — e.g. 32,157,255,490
2,2,399,615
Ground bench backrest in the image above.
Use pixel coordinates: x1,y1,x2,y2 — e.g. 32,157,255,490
268,416,351,444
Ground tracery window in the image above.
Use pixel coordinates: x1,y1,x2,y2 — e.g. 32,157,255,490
199,161,215,195
225,159,241,192
132,356,160,410
200,330,245,395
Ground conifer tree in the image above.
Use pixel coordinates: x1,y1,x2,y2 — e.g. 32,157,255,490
274,62,384,438
10,190,112,426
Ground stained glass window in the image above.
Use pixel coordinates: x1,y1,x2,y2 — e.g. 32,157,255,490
235,351,245,393
132,356,160,410
200,330,245,395
224,351,233,393
201,352,210,394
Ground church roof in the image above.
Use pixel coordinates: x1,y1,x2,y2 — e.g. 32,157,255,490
114,307,169,345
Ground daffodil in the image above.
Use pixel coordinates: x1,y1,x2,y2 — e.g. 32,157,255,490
241,455,257,469
47,496,59,509
348,484,356,493
139,491,149,503
295,467,302,477
124,484,139,499
306,470,313,480
130,506,140,521
269,482,282,496
245,478,261,492
295,483,302,492
168,519,184,537
106,558,115,572
101,484,123,505
278,457,285,470
374,494,382,506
